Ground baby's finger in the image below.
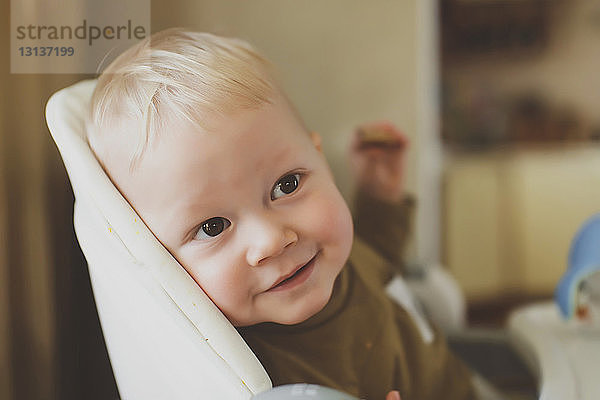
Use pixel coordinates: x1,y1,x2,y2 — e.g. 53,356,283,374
385,390,401,400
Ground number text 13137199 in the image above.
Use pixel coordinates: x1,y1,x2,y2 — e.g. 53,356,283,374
18,46,74,56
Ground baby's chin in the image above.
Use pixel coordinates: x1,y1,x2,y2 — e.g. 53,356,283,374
228,291,332,327
269,280,339,326
273,259,348,326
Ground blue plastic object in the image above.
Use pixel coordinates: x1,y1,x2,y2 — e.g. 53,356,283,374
252,384,359,400
555,213,600,319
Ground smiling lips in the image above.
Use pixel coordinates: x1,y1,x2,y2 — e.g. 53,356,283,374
267,252,319,292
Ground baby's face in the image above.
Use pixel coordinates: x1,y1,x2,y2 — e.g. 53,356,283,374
114,96,353,326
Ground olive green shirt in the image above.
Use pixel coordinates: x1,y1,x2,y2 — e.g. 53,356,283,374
238,193,475,400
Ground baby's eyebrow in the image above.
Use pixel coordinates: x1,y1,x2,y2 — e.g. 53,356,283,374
250,141,294,174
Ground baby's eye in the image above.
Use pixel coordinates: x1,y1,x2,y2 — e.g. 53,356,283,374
271,173,301,200
194,217,231,240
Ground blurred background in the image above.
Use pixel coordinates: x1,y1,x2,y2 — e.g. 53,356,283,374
1,0,599,399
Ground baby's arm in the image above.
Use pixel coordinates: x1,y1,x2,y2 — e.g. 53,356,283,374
350,122,414,270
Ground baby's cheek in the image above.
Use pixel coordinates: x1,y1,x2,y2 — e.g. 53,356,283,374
214,266,249,302
310,192,353,246
187,258,244,309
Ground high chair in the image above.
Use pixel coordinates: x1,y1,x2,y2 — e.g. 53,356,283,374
46,79,272,399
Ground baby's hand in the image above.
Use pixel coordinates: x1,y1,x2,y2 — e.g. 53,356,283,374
386,390,401,400
350,122,409,203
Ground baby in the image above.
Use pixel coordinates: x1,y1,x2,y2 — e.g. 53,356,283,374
87,28,477,400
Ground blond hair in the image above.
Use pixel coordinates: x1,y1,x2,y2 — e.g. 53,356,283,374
87,28,277,170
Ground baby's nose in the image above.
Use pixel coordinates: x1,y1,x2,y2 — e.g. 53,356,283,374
246,219,298,266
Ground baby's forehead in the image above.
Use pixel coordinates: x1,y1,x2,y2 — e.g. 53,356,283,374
160,92,305,140
100,90,307,183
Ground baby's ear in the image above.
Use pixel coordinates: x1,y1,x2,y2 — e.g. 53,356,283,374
310,131,323,152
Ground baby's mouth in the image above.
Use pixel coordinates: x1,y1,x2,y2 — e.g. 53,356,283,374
268,252,319,292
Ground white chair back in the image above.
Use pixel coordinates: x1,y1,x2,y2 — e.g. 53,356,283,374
45,79,271,399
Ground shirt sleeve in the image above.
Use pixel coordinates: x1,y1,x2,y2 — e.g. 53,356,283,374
352,191,415,273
